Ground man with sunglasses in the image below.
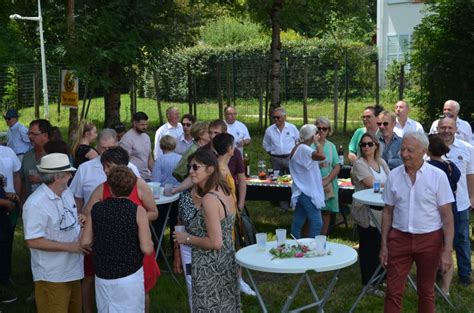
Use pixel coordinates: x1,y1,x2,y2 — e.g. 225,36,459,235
263,107,299,210
348,105,384,163
377,111,403,169
4,109,30,161
175,114,196,155
23,153,87,313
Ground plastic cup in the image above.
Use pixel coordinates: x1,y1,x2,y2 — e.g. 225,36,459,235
273,170,280,178
373,180,381,193
315,235,327,254
256,233,267,252
276,228,287,246
175,225,185,233
164,183,173,196
148,182,161,199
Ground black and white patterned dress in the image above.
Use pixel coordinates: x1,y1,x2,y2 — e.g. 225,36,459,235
188,192,240,313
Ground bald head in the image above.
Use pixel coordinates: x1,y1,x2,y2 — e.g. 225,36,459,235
443,100,460,119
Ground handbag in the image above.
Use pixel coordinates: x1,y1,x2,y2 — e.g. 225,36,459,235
323,178,335,200
234,206,257,250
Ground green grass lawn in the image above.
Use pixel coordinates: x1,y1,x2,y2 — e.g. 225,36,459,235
2,130,473,312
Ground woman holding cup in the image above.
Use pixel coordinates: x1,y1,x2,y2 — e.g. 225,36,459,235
289,124,326,239
350,132,389,297
312,117,341,235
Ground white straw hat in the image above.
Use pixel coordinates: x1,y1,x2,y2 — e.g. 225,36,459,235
37,153,76,173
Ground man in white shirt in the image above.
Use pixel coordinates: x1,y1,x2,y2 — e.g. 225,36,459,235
429,100,472,143
263,107,299,210
393,100,424,137
23,153,86,313
437,117,473,287
119,112,153,181
380,131,454,312
224,106,251,156
153,107,183,159
4,109,31,161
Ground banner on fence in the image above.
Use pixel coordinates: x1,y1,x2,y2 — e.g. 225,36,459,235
60,70,79,108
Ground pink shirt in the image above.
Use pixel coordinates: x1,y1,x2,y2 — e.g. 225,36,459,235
119,129,152,180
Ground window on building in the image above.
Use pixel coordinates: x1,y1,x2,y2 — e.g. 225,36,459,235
386,34,411,68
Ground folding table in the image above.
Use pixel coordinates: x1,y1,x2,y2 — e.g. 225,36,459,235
236,240,357,313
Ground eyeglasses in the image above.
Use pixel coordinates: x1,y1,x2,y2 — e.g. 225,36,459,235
188,163,206,172
182,123,192,127
273,116,282,120
28,132,43,136
377,122,390,127
361,115,373,120
60,208,78,231
317,127,329,132
359,142,375,148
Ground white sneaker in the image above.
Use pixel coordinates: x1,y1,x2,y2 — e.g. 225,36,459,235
239,280,256,296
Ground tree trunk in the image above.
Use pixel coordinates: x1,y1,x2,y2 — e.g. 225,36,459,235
153,72,163,125
270,0,283,112
66,0,78,144
103,63,122,128
333,61,339,132
130,80,137,122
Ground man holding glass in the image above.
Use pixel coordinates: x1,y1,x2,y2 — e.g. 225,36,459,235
23,153,86,313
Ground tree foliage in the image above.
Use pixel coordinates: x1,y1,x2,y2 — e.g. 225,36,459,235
410,0,474,123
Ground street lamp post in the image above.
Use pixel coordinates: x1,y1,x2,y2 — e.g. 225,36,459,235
10,0,49,119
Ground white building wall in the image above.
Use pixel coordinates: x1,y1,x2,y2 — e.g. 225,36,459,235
377,0,425,88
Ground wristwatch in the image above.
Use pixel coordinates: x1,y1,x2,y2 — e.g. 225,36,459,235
186,236,190,243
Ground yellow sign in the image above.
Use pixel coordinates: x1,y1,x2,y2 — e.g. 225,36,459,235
61,70,79,108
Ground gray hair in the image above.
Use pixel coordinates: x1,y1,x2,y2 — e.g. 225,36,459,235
314,116,332,136
40,172,69,185
444,100,460,113
273,107,287,117
299,124,317,142
98,128,117,144
403,131,429,150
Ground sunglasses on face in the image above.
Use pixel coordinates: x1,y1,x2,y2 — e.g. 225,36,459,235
182,123,192,127
273,116,282,120
359,142,375,148
377,122,390,127
188,163,206,172
317,127,329,132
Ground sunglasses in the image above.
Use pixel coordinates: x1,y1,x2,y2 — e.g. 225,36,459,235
182,123,192,127
188,163,206,172
273,116,282,120
359,142,375,148
317,127,329,132
377,122,390,127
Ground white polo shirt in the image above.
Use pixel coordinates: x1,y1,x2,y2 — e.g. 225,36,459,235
430,117,473,144
0,146,21,193
263,122,299,156
23,184,84,282
153,122,183,159
383,162,454,234
394,117,425,138
69,157,140,205
444,138,474,211
226,120,251,155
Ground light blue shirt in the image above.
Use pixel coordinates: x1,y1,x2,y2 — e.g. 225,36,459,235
7,122,31,155
151,152,182,186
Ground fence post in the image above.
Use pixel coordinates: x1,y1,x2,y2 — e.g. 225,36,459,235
153,72,163,125
232,52,236,106
303,63,308,124
398,63,405,100
284,52,288,103
375,56,380,106
216,61,223,120
333,60,339,132
187,62,193,116
343,48,349,133
226,60,231,106
34,65,40,119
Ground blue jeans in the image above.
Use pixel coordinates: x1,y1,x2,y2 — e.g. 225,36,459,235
454,209,472,279
291,194,322,239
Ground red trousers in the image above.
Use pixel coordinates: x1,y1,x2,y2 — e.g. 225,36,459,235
384,228,443,313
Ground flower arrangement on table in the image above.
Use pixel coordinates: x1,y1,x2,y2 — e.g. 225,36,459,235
269,242,331,259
